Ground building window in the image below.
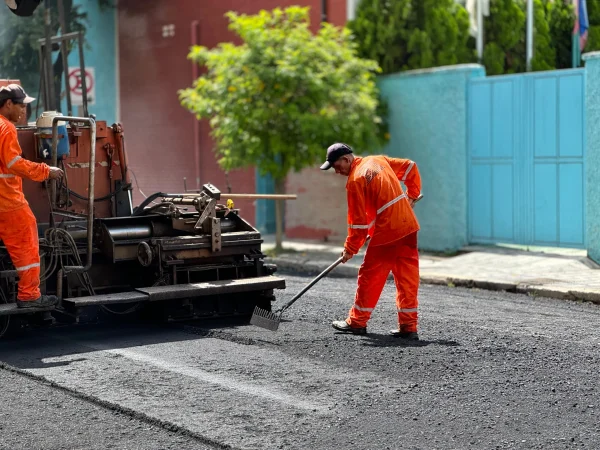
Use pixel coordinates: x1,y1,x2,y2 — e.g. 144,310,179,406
162,24,175,38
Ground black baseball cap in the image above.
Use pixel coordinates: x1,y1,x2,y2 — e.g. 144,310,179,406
0,84,35,104
320,143,353,170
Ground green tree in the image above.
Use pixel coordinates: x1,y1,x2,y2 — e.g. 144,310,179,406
348,0,475,75
405,0,475,70
531,0,555,71
546,0,575,69
483,0,574,74
179,6,387,250
349,0,574,76
586,0,600,52
346,0,412,74
483,0,526,75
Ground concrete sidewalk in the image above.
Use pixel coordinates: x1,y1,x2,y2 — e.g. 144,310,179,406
262,236,600,304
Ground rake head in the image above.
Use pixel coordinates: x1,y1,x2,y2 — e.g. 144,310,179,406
250,305,282,331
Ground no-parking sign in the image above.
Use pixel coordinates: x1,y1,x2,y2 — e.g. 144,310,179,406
68,67,95,106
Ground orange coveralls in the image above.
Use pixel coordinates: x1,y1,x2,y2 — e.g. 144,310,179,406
0,115,50,301
344,155,421,331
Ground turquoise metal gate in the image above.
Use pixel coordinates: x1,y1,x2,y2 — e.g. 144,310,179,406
468,69,586,248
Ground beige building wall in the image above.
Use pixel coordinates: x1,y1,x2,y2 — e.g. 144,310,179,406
285,168,348,244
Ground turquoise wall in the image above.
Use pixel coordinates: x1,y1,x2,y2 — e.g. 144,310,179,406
583,52,600,262
378,64,486,252
61,0,117,124
255,171,276,234
255,64,487,247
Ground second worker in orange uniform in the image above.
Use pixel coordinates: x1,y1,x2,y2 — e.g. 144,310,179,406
0,84,64,308
320,143,422,339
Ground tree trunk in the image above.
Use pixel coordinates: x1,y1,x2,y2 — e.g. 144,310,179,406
274,178,285,252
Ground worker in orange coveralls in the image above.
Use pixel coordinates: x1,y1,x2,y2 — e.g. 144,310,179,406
0,84,63,308
320,143,422,339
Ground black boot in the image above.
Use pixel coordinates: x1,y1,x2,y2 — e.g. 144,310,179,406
16,295,58,309
389,329,419,340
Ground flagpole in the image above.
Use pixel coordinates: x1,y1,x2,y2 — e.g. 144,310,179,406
573,0,580,68
526,0,533,71
476,0,483,61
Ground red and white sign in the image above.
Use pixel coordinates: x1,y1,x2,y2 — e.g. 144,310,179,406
68,67,95,106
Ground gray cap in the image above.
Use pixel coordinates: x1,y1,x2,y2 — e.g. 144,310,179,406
0,84,35,104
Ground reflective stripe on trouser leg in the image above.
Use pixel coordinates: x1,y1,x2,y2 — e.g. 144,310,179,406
391,247,419,333
348,244,391,328
0,206,41,301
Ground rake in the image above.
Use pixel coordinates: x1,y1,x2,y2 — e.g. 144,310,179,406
250,256,344,331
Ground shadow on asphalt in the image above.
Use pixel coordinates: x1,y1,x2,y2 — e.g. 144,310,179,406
358,333,460,348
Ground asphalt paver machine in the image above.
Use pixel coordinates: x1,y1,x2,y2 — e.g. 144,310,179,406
0,1,285,337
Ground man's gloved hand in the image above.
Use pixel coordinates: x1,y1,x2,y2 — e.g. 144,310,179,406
48,166,64,180
341,249,354,263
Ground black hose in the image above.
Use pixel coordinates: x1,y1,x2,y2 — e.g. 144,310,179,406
132,192,167,216
68,183,131,203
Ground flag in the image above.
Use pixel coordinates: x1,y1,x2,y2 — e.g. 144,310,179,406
574,0,589,51
573,0,589,67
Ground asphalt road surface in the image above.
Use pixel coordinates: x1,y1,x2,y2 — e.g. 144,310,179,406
0,274,599,450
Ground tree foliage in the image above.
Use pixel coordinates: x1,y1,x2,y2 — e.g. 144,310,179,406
530,0,555,71
347,0,475,74
481,0,526,74
547,0,576,69
349,0,575,76
483,0,573,75
179,6,387,182
586,0,600,53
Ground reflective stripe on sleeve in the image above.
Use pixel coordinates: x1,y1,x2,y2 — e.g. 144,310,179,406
6,155,21,169
348,220,375,230
15,262,40,271
0,174,15,178
402,162,414,181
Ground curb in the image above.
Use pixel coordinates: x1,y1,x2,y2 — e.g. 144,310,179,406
268,257,600,305
266,257,361,279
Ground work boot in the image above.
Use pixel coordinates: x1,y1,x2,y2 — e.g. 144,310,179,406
16,295,58,309
332,320,367,335
389,329,419,341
